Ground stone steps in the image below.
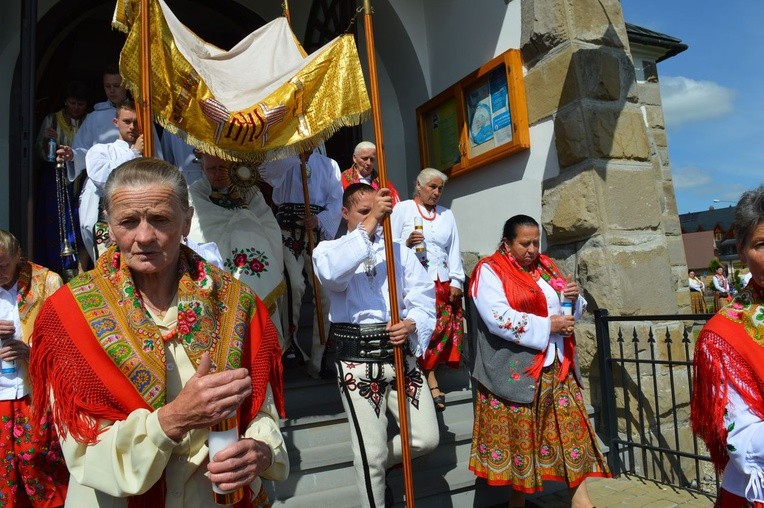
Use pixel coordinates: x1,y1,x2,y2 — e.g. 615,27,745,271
268,299,609,506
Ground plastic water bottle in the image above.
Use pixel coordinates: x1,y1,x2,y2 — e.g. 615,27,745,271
560,294,573,316
1,339,16,376
46,138,58,162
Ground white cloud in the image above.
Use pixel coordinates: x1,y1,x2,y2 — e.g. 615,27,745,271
660,76,736,128
672,165,712,190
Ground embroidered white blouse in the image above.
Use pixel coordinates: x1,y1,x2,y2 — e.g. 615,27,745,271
721,384,764,502
472,262,586,366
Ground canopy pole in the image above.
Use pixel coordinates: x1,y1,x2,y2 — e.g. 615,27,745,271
299,152,327,346
362,1,415,506
138,0,154,157
282,2,327,349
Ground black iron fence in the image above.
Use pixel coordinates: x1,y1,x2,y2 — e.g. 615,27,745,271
594,309,719,495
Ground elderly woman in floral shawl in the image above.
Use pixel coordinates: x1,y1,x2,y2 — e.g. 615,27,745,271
467,214,609,507
692,185,764,508
31,158,287,507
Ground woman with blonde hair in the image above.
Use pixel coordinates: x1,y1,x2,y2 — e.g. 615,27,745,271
391,167,464,411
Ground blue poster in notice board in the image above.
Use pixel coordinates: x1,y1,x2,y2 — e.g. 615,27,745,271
489,67,513,145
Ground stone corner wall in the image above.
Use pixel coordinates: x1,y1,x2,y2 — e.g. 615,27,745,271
517,0,694,479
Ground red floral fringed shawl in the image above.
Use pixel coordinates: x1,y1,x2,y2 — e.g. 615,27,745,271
30,245,284,508
470,247,576,381
691,282,764,474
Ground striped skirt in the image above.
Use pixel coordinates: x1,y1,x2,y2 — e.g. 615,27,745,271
469,359,610,493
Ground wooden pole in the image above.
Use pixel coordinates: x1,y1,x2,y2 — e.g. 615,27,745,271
299,152,327,346
138,0,154,157
362,1,415,505
283,3,326,347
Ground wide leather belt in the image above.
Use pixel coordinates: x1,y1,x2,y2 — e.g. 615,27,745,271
330,322,402,362
276,203,324,231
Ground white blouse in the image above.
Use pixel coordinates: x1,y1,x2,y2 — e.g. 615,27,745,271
721,384,764,502
390,200,465,290
0,282,26,400
472,262,586,366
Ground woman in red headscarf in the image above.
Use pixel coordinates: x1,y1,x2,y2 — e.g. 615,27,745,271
467,214,610,507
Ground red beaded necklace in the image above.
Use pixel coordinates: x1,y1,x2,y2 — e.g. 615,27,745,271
414,198,437,221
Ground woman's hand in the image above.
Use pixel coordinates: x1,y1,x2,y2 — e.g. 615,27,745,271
406,230,424,248
158,353,252,441
449,286,463,303
207,438,272,492
550,315,575,336
562,274,579,301
386,319,416,346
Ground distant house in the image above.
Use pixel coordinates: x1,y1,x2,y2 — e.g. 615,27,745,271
680,206,739,269
682,231,716,274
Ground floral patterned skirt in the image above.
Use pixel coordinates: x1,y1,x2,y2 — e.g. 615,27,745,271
469,359,610,493
0,396,69,508
419,279,464,371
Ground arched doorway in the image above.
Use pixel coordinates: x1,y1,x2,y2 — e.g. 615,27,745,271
10,0,266,267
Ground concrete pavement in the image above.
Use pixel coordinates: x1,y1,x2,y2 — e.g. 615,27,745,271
527,475,716,507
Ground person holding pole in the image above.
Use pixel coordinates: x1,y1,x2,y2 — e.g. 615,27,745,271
260,148,343,379
312,183,439,507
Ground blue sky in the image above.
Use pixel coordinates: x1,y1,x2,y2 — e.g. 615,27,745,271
621,1,763,214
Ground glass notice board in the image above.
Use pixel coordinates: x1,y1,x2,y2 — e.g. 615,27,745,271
416,49,529,178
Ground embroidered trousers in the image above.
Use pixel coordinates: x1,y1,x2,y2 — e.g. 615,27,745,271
280,240,330,375
335,354,439,507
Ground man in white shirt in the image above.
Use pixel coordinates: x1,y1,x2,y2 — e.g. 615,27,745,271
80,99,144,261
312,183,439,507
68,64,127,182
260,149,343,378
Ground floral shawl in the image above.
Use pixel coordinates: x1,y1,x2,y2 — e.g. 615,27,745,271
16,260,63,342
691,282,764,473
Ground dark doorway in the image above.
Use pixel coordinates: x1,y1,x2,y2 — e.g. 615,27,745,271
10,0,266,263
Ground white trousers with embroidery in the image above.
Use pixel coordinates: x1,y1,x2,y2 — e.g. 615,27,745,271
335,354,439,507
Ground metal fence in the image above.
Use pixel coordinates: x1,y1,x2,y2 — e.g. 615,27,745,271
594,309,719,495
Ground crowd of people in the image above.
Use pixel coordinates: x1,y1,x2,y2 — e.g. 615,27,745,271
8,64,762,508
